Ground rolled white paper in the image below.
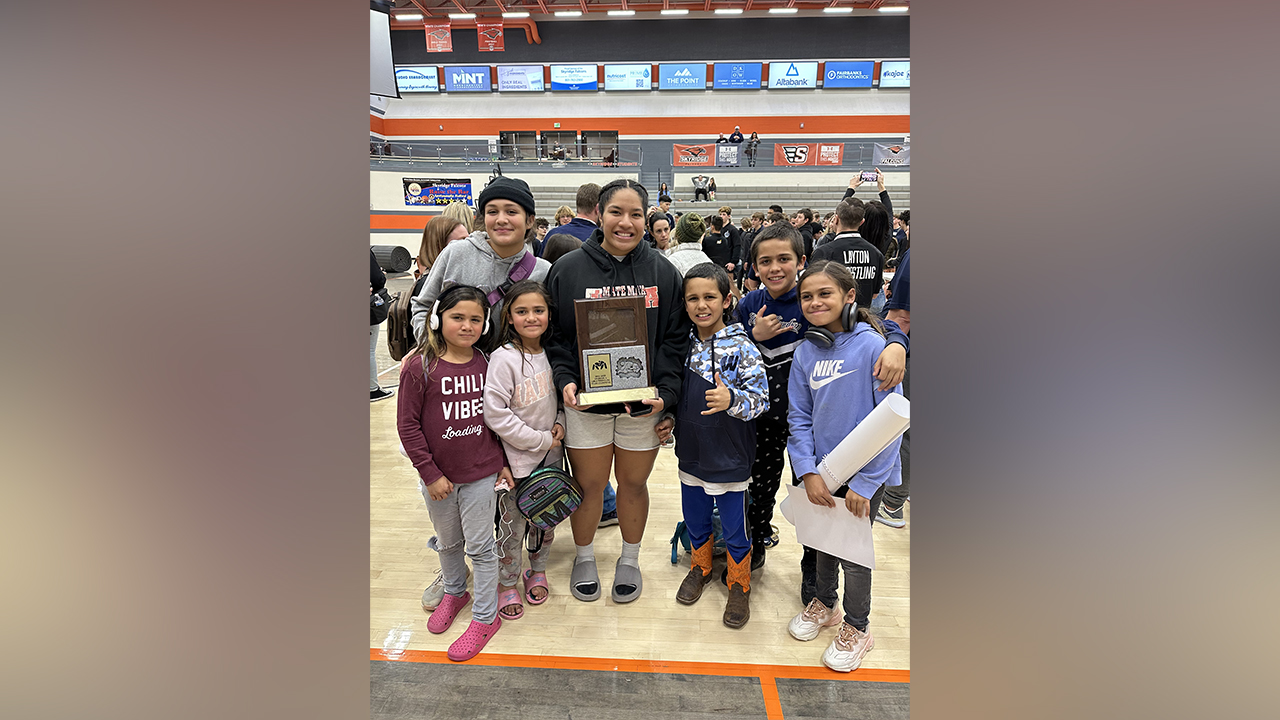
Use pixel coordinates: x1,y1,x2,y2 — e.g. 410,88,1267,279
817,393,910,493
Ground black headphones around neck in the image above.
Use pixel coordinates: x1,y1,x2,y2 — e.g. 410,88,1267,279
804,302,857,349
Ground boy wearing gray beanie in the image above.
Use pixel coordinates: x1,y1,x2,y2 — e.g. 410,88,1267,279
667,213,715,277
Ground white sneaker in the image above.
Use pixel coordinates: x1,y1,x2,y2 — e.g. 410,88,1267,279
821,622,875,672
421,565,471,611
788,598,842,641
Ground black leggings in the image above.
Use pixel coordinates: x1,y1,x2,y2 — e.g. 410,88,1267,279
747,412,794,556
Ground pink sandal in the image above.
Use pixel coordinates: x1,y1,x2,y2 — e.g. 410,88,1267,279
447,616,502,661
497,586,524,620
427,591,470,634
522,569,550,605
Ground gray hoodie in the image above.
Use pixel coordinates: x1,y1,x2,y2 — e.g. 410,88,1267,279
410,230,551,344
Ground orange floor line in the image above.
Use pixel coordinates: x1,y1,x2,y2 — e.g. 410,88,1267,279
371,647,909,683
759,674,785,720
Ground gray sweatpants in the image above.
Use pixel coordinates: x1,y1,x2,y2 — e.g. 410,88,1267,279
420,474,499,624
496,490,554,588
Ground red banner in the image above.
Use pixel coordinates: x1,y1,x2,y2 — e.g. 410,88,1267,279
773,143,845,166
475,20,504,52
424,21,452,53
673,143,714,166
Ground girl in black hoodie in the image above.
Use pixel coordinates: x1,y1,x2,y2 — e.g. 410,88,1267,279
544,179,692,605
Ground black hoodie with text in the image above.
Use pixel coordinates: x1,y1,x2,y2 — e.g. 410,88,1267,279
545,228,692,415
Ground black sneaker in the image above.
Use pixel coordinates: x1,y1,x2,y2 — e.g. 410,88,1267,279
370,388,395,403
598,509,619,528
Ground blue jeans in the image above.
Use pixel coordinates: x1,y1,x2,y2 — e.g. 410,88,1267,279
602,481,616,515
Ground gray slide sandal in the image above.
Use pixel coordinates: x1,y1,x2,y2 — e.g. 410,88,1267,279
570,557,601,602
611,558,643,603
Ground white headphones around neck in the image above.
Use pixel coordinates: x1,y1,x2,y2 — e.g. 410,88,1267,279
429,287,490,334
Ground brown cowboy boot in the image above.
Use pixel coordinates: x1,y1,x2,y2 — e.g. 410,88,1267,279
723,550,752,628
676,538,714,605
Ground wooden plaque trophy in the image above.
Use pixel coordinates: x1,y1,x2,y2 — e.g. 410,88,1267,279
573,296,657,405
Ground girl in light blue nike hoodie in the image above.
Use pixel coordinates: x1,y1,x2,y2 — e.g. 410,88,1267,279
785,260,903,673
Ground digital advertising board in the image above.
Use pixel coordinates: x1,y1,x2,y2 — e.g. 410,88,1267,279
443,65,491,92
550,64,598,91
604,64,651,91
394,66,440,93
712,62,763,90
658,63,707,90
768,62,819,89
822,61,875,88
496,65,544,92
878,61,911,87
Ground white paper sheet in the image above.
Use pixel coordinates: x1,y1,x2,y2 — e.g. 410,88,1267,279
818,393,910,493
779,485,875,570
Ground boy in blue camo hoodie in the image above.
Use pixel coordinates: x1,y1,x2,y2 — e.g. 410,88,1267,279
656,263,769,629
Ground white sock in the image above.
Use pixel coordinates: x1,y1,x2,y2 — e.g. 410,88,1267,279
619,540,641,569
575,542,595,563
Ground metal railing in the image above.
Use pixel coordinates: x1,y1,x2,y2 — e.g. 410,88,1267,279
370,141,643,167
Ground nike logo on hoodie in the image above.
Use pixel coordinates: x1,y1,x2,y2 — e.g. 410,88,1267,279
809,359,857,390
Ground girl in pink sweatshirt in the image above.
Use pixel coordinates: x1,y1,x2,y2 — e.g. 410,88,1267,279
397,285,512,662
482,280,566,621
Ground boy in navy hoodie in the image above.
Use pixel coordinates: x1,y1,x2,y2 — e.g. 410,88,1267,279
662,263,768,628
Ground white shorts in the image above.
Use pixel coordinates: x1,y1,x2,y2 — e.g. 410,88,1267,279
564,405,661,452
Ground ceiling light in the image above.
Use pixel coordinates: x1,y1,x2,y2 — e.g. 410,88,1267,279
396,12,423,21
769,8,798,14
502,11,530,18
715,8,744,14
661,8,689,14
823,7,854,13
554,10,582,16
448,13,475,20
608,9,636,15
879,6,909,11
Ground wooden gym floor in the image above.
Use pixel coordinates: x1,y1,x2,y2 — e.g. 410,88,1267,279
370,272,910,718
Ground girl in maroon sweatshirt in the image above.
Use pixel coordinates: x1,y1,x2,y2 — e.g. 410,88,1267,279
397,285,512,662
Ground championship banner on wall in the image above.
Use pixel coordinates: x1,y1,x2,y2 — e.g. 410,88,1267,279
872,143,910,167
476,20,504,52
404,178,474,206
673,144,714,166
715,144,741,167
773,143,845,166
424,21,452,52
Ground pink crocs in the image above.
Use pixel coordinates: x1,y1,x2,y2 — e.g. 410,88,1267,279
447,616,502,661
427,591,470,634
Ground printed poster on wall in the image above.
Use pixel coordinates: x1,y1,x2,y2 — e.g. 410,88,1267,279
673,144,714,166
872,143,910,167
424,21,452,53
475,20,504,52
772,143,845,166
715,144,741,167
404,178,474,206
